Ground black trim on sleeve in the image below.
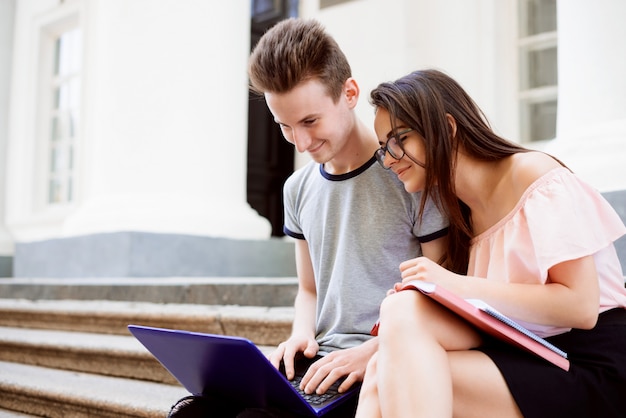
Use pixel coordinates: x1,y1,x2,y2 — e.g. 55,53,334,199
283,226,305,240
418,227,449,243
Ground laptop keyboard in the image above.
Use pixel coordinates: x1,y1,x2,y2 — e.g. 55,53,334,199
288,374,342,406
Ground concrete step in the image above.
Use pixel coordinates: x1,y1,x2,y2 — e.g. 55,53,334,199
0,299,294,346
0,277,299,306
0,360,188,417
0,326,178,385
0,326,277,386
0,311,282,416
0,409,40,417
0,279,296,416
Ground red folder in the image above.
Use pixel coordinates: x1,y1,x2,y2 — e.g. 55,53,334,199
372,281,570,371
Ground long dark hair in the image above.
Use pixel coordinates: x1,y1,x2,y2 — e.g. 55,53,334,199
370,69,530,274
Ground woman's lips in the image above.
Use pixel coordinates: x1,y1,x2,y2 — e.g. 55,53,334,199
394,165,409,179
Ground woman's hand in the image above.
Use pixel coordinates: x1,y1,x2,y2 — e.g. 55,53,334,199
398,256,459,289
387,285,400,296
386,256,445,294
386,256,461,295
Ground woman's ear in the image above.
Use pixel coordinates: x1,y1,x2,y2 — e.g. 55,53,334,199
446,114,457,138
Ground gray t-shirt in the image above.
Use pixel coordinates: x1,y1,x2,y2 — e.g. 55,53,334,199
283,156,448,354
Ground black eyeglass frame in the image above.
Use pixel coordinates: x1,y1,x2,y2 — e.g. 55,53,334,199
374,128,414,169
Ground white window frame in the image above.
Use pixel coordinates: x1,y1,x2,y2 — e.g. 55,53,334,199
5,0,84,242
518,0,558,144
36,12,82,210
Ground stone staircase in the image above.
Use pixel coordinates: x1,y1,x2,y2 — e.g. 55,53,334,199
0,277,298,417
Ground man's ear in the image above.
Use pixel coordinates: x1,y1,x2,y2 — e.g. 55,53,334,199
343,77,360,109
446,114,457,138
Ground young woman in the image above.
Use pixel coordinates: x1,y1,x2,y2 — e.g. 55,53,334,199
356,69,626,417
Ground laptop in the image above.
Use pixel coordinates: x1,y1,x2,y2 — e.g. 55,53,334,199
128,325,360,417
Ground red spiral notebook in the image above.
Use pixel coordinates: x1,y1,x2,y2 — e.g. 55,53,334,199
371,281,569,371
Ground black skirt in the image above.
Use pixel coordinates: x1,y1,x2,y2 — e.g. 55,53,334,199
475,308,626,418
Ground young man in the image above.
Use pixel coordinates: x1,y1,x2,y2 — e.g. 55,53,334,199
168,18,448,418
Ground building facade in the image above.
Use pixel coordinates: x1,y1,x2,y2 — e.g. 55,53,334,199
1,0,625,277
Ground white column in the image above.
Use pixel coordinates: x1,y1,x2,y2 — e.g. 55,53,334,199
63,0,271,239
549,0,626,191
0,0,15,259
6,0,271,242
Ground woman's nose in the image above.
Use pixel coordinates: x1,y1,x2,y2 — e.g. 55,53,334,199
384,150,398,168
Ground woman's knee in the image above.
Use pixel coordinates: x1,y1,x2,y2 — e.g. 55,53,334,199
380,289,415,315
378,290,440,339
380,290,428,321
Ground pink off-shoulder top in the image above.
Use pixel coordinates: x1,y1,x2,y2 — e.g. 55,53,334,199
468,167,626,337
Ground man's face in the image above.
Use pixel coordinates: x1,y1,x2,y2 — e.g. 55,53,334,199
264,78,353,164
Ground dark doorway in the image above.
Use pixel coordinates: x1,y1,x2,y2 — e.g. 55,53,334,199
247,1,298,236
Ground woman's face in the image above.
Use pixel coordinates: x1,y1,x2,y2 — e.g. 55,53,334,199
374,108,427,193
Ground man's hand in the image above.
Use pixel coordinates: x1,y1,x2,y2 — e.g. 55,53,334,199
269,334,319,380
299,339,377,395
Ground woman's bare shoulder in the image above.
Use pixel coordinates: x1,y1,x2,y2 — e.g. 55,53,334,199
510,151,563,190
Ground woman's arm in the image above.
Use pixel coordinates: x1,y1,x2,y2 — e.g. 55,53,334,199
399,255,600,330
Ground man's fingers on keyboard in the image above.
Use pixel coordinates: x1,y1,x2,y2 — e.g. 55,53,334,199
314,373,345,395
338,374,358,393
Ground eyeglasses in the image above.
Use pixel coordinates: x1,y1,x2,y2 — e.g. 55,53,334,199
374,128,414,169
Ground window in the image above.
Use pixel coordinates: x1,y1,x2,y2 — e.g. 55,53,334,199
46,27,81,205
518,0,557,142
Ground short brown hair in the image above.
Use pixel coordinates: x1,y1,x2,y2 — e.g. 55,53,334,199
248,18,352,101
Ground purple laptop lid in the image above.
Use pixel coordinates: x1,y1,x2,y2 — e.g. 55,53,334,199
128,325,358,416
